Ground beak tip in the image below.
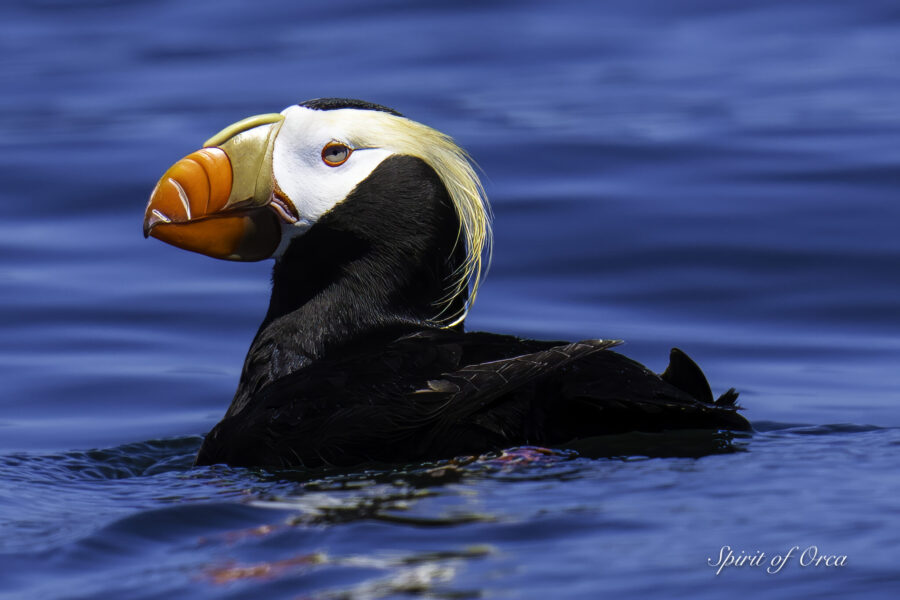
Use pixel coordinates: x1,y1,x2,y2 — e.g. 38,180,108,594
143,206,171,239
142,214,155,239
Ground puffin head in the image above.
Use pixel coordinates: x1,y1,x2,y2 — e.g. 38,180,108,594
143,98,491,327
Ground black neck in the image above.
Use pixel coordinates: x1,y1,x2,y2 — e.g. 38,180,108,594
257,155,467,364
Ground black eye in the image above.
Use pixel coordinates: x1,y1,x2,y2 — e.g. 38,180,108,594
322,142,352,166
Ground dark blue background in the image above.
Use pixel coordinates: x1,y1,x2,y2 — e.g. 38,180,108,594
1,1,898,598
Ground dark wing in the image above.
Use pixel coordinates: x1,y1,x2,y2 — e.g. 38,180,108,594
406,342,750,458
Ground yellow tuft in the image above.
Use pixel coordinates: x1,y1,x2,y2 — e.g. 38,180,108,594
343,111,492,328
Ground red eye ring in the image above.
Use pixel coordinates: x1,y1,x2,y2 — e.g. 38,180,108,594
321,142,352,166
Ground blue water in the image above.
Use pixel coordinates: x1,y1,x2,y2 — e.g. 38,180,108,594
1,0,899,597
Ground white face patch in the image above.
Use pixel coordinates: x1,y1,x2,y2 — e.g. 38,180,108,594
271,105,394,257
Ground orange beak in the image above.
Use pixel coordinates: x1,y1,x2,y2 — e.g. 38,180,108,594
143,114,290,261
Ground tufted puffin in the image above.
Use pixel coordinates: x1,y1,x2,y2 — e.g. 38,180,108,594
143,98,750,468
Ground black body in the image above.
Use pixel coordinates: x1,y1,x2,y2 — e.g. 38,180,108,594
195,153,750,469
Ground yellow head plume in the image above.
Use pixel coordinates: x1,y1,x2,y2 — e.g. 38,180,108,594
342,111,493,328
